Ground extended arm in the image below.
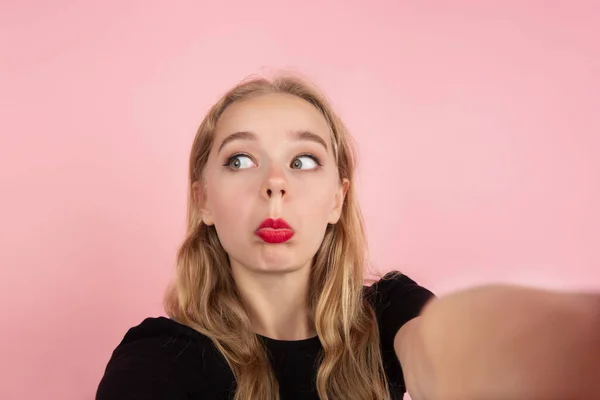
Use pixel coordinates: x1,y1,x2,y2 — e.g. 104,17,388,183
395,284,600,400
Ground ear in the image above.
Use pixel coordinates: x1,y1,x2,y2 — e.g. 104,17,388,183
192,180,214,226
328,178,350,224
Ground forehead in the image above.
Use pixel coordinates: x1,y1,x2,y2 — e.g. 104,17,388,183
214,93,332,143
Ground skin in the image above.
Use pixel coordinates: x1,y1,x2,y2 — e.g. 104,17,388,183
193,93,348,340
396,285,600,399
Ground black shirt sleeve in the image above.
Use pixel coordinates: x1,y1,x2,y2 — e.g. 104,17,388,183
96,320,194,400
366,271,436,396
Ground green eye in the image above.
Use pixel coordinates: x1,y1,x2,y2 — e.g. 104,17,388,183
226,154,255,169
291,155,319,170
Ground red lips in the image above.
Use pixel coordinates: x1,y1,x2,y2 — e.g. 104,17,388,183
256,218,294,244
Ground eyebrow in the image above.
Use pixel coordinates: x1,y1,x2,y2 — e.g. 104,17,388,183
217,130,328,154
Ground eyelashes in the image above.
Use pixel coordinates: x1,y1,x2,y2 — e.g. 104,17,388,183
294,153,323,167
223,153,255,169
223,152,323,170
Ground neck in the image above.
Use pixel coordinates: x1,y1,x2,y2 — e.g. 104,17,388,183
231,263,316,340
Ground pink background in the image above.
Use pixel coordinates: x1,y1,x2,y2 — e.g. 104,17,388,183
1,1,598,399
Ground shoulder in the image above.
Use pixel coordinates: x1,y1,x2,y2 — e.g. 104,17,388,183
365,271,434,342
96,317,234,400
365,271,435,321
364,271,435,393
115,315,213,348
106,316,218,366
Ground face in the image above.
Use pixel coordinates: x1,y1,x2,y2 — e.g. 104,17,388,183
194,93,348,274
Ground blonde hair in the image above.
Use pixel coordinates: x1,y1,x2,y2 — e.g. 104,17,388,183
164,73,390,400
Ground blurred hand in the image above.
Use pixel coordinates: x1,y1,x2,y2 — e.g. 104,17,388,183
419,284,600,400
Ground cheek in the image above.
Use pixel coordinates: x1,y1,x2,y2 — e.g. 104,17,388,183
296,177,338,212
206,176,254,223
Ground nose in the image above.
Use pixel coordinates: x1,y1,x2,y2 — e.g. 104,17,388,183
262,165,288,200
266,187,285,197
265,179,286,199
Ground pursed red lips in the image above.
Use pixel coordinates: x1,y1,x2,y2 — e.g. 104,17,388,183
255,218,295,244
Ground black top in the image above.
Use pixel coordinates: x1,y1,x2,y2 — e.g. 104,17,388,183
96,272,434,400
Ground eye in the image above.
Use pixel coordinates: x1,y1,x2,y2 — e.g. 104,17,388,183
226,154,256,170
291,154,320,170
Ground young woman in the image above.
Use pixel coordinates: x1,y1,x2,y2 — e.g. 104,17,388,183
96,74,600,400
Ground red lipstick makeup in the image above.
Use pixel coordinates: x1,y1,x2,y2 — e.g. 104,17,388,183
255,218,294,244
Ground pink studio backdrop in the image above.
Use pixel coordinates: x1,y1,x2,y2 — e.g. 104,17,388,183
1,1,598,399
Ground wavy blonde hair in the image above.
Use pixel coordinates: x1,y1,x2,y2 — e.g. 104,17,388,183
164,73,390,400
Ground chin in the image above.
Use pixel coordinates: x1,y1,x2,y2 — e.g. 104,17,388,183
253,243,303,269
241,253,309,275
252,264,302,274
226,239,315,275
254,256,306,274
